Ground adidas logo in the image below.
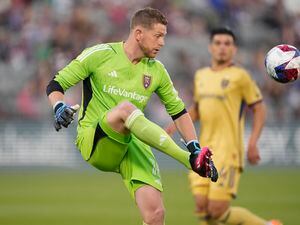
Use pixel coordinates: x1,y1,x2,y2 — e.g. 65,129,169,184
159,134,167,146
107,70,118,77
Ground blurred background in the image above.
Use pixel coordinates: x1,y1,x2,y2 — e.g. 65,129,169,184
0,0,299,225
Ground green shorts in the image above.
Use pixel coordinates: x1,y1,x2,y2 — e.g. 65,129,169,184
76,112,163,198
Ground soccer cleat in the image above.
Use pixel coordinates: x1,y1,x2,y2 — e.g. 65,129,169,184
267,220,283,225
189,146,218,182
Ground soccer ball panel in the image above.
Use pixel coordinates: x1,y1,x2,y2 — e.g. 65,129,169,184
286,56,300,69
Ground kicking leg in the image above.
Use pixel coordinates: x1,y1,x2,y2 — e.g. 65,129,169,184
106,101,190,168
107,101,217,181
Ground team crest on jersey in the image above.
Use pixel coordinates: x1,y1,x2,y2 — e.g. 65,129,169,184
143,74,152,89
221,79,229,89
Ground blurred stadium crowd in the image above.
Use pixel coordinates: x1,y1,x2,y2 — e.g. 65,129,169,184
0,0,300,123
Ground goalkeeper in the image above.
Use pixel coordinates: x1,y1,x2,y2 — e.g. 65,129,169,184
46,7,217,225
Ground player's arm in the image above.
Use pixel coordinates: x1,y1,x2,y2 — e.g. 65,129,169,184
47,44,112,131
165,102,199,135
165,70,200,135
241,70,266,164
48,91,64,106
46,50,93,131
173,111,198,141
155,67,199,142
247,101,266,165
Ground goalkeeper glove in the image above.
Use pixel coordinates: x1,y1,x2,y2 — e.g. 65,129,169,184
53,102,79,132
186,141,218,182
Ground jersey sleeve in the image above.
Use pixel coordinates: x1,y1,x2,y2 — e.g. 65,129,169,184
54,59,89,91
54,44,110,91
155,65,185,116
240,70,263,105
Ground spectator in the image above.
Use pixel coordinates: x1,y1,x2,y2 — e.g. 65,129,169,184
0,0,299,121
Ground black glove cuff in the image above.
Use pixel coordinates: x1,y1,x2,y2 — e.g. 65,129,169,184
186,141,201,153
54,102,64,114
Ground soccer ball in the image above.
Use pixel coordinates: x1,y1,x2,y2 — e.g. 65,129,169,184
265,44,300,83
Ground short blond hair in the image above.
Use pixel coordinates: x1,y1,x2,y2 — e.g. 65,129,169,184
130,7,168,29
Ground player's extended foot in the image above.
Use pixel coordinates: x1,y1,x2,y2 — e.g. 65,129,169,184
186,142,218,182
267,220,283,225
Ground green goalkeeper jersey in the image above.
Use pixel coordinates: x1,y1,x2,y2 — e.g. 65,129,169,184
54,42,185,131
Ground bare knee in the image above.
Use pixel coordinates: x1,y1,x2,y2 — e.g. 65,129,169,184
207,200,230,220
143,206,165,225
106,101,137,133
115,101,137,120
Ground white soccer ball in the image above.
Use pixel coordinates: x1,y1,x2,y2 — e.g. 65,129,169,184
265,44,300,83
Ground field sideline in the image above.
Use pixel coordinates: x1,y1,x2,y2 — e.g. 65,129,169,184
0,167,299,225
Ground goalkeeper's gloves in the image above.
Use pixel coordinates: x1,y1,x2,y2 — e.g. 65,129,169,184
53,101,79,132
186,140,218,182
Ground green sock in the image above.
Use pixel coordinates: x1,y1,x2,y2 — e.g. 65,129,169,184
125,109,191,169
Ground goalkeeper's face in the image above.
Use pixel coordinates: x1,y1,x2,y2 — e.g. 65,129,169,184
209,34,237,65
137,23,167,58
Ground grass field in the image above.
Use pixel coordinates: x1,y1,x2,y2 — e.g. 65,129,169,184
0,167,299,225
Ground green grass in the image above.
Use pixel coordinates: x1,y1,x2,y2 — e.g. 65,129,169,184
0,167,299,225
